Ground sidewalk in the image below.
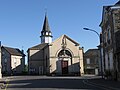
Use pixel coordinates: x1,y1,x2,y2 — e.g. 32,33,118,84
0,78,6,89
88,77,120,89
0,77,5,84
0,76,10,89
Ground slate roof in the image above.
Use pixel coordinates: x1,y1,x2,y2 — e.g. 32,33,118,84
28,43,48,50
2,46,25,56
41,15,51,32
84,49,99,56
115,1,120,5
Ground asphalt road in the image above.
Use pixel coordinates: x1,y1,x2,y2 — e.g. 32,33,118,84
2,76,113,90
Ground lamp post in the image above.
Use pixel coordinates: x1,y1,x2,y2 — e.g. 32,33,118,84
83,28,103,78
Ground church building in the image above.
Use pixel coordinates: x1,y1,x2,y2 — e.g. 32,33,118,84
27,15,84,76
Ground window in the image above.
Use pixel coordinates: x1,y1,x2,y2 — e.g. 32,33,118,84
108,28,111,40
2,51,5,56
104,32,108,43
49,33,51,35
86,58,90,64
107,26,111,44
104,10,108,23
46,56,47,67
113,10,120,32
4,58,7,63
46,32,48,35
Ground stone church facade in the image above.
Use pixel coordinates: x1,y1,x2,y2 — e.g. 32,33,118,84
28,15,84,76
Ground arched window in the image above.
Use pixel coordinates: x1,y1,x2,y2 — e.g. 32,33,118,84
58,50,72,57
58,49,72,64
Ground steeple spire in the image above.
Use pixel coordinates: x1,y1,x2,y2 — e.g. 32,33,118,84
42,14,51,33
40,14,53,44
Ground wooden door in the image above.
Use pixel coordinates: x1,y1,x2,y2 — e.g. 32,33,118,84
61,61,68,74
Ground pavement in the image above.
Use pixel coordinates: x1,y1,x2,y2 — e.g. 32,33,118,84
0,75,120,90
84,75,120,90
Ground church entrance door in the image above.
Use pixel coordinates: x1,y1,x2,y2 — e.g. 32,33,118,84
61,61,68,75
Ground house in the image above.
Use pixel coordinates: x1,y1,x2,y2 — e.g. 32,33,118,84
100,1,120,80
84,49,100,75
27,15,84,76
1,46,25,75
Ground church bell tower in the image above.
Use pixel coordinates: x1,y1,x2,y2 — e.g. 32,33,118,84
40,14,53,44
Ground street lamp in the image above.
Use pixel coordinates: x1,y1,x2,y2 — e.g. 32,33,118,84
83,27,103,78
